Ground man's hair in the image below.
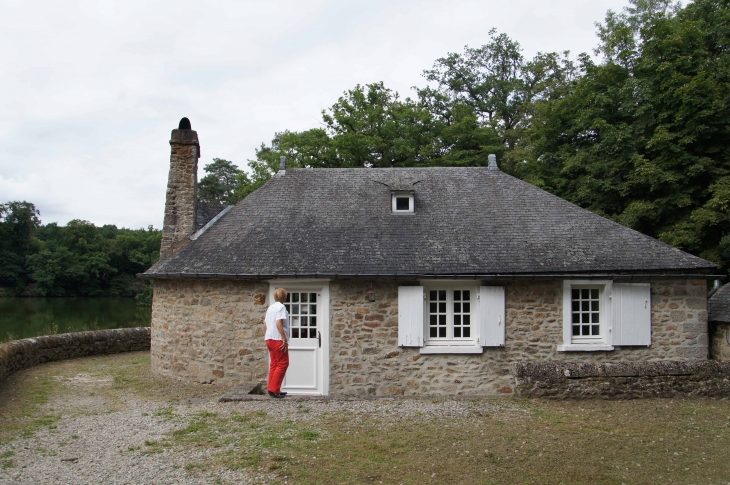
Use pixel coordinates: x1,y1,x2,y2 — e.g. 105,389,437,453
274,287,287,303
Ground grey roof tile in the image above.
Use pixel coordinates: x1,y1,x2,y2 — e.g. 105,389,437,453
145,167,718,277
710,284,730,322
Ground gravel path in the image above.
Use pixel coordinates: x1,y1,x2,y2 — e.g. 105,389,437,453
0,385,522,485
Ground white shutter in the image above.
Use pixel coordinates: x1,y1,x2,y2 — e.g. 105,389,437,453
479,286,505,347
612,283,651,346
398,286,423,347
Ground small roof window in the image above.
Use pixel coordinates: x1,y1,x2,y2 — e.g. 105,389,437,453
392,192,414,214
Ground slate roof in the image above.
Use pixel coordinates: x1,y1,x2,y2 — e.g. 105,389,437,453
144,167,719,279
710,284,730,323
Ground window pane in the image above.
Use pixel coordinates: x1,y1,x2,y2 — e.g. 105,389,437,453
285,294,291,302
463,328,470,337
591,301,599,311
438,290,446,300
310,293,317,303
592,325,599,335
581,289,589,299
293,293,299,302
454,290,461,300
591,289,599,299
292,329,299,338
582,325,590,336
463,303,470,313
285,304,290,313
430,315,437,325
572,289,579,299
430,302,437,313
581,313,589,323
572,312,580,324
454,315,461,325
430,327,437,338
311,316,317,327
430,290,437,300
454,328,461,338
572,301,579,311
310,305,317,315
439,327,446,338
439,302,446,313
463,314,470,325
592,313,599,323
463,290,470,300
301,305,308,314
439,315,446,325
300,317,308,327
292,304,299,314
573,325,580,336
581,301,589,311
301,293,308,303
454,303,461,313
396,197,409,210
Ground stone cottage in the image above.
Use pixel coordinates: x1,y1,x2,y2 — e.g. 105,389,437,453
142,119,723,396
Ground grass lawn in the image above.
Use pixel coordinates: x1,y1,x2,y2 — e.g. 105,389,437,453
1,352,730,484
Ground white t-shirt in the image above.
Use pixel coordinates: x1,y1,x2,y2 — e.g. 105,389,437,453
264,302,289,341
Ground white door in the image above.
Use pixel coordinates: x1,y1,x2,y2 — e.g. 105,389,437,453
269,283,329,395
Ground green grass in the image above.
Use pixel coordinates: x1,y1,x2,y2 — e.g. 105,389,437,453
3,353,730,484
1,450,14,469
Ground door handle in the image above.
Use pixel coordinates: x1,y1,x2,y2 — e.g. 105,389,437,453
317,331,321,348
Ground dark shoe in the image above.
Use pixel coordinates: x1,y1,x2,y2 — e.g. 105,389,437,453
268,391,285,398
279,392,287,396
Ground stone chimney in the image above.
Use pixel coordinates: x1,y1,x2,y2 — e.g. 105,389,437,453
160,117,200,259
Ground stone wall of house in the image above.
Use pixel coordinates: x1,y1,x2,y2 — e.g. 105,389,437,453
151,279,269,384
0,327,150,383
711,323,730,361
329,278,708,396
150,277,708,395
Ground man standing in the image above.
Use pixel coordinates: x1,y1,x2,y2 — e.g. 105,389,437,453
264,287,289,398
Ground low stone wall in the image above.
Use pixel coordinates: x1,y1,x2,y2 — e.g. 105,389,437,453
514,360,730,399
0,328,151,383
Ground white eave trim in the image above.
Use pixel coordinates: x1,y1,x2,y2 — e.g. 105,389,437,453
189,205,233,241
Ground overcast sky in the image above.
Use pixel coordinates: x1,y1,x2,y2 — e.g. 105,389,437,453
0,0,630,229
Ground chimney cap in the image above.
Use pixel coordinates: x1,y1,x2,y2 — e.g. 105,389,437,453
488,154,499,171
178,117,192,130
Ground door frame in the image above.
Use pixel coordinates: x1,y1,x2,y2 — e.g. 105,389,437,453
267,279,330,396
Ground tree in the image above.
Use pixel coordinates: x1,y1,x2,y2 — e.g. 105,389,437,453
198,158,243,205
0,201,40,290
527,0,730,268
418,29,578,173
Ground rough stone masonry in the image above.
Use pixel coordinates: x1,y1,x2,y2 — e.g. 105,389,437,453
160,118,200,260
150,278,709,396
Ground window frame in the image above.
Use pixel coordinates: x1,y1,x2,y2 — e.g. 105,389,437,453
420,282,481,354
391,192,414,214
558,280,614,352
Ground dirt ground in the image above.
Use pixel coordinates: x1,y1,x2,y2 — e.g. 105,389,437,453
2,352,730,484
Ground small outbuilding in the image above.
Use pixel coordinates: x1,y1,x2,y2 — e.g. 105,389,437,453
142,120,723,396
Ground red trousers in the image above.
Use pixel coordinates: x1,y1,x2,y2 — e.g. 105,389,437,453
266,339,289,394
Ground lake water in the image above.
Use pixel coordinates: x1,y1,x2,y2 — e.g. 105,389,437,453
0,298,151,342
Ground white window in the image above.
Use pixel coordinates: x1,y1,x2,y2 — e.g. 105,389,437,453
559,280,652,351
391,192,414,213
398,284,505,354
559,280,612,351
